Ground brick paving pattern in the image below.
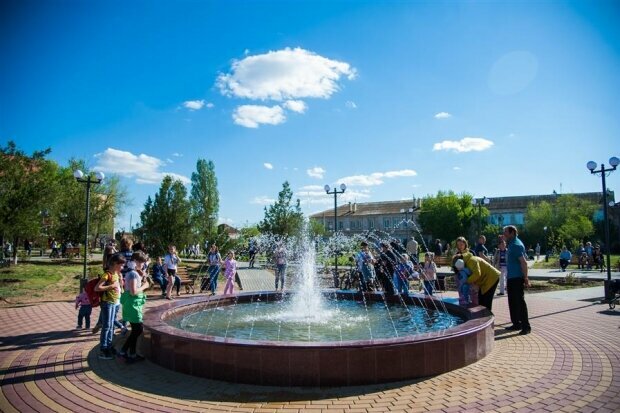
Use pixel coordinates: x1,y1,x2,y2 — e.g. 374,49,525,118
1,284,619,412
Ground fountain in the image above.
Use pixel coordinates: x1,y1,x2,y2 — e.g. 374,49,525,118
142,232,494,386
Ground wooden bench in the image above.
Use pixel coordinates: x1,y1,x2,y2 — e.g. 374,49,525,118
64,247,80,258
434,255,452,267
149,265,196,295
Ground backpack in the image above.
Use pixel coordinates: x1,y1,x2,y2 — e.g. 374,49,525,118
84,277,102,308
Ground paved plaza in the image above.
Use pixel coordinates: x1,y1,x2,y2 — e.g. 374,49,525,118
1,269,619,412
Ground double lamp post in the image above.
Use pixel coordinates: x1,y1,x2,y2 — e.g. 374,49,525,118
74,170,105,292
586,156,619,299
324,183,346,285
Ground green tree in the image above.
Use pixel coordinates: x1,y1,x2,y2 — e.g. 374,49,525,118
52,159,128,247
0,141,58,262
417,191,480,244
258,181,304,236
189,159,219,243
135,176,191,255
524,195,597,251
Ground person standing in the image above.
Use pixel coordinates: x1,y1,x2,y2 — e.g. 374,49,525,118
421,252,437,296
493,239,508,295
474,235,490,262
535,242,541,261
433,239,443,257
95,254,125,359
406,237,419,265
207,245,222,295
223,251,237,295
503,225,531,335
248,241,257,269
559,246,572,272
102,239,117,271
164,245,181,300
355,242,376,292
119,251,150,363
274,244,287,291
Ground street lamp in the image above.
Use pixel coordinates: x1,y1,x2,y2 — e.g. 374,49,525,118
74,169,105,292
325,183,346,286
543,226,549,262
586,156,619,299
472,196,491,236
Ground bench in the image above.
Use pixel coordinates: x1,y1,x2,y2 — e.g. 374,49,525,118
434,255,452,267
64,247,80,258
150,265,196,295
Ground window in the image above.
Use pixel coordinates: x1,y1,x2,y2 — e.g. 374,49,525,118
383,218,391,229
392,217,400,228
338,221,344,230
367,218,375,229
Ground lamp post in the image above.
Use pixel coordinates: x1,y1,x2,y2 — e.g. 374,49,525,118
74,170,105,292
543,226,548,262
472,196,491,236
325,183,346,285
586,156,619,299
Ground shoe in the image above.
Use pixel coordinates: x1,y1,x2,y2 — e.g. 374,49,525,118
131,355,145,362
519,328,532,335
505,325,522,331
98,350,114,360
120,327,128,337
92,324,101,334
76,325,82,329
497,293,505,296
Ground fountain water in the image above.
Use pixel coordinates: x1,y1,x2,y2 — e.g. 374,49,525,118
144,228,495,386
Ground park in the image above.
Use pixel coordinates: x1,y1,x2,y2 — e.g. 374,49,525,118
2,1,620,412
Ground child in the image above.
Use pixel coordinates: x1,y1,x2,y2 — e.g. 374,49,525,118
119,251,150,363
95,253,126,360
393,254,414,295
454,259,472,306
164,245,181,299
152,256,168,297
75,290,92,329
421,252,437,296
223,251,237,295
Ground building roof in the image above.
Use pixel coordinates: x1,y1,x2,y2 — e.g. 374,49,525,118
309,192,613,218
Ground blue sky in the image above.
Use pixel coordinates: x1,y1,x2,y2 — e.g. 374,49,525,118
2,0,619,231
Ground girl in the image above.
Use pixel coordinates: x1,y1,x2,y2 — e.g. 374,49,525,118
119,251,150,363
95,254,126,360
164,245,181,300
421,252,437,295
223,251,237,295
207,245,222,295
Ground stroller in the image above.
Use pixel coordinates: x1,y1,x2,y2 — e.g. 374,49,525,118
609,279,620,309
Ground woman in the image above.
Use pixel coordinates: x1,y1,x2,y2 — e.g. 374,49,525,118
207,245,222,296
164,245,181,300
119,251,150,363
454,236,500,312
493,239,508,295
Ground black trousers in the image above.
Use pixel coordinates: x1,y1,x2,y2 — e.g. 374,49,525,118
121,322,143,355
478,280,499,312
507,277,530,329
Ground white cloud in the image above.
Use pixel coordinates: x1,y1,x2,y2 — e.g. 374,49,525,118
206,102,215,109
345,101,357,109
93,148,190,185
251,195,276,205
296,185,371,205
434,112,452,119
217,47,356,101
338,169,417,187
306,166,325,179
263,162,274,170
453,166,461,170
233,105,286,128
172,153,183,157
166,158,174,164
433,137,494,153
183,100,205,110
283,100,307,113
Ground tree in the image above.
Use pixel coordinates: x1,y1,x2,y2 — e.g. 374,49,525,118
417,191,480,244
51,159,128,247
0,141,58,262
189,159,219,243
258,181,304,236
524,195,597,251
135,176,191,255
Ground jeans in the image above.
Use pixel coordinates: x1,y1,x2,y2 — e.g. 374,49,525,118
77,304,92,328
99,302,118,350
208,265,220,293
360,266,374,291
154,276,168,293
275,264,286,289
499,267,507,293
393,274,408,294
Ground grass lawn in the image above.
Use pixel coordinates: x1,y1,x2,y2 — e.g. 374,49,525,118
0,262,86,305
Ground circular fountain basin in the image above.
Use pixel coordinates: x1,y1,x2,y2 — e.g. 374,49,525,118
142,291,494,386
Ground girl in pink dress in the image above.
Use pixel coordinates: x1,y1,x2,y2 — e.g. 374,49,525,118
223,251,237,295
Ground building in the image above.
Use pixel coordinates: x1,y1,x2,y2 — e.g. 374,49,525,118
309,192,613,237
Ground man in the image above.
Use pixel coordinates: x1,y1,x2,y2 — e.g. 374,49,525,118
102,239,117,271
503,225,531,335
406,236,419,265
377,243,397,295
355,242,376,292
